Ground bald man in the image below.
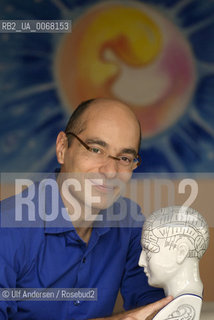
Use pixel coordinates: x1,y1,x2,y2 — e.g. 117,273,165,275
0,98,171,320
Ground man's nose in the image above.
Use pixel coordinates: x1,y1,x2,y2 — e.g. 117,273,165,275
98,157,118,179
138,250,147,267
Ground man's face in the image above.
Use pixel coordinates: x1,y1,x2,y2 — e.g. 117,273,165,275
58,101,140,214
138,236,178,287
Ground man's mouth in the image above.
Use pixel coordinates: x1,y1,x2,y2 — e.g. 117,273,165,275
88,179,116,192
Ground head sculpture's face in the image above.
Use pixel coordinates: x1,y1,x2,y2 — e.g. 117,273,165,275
56,98,141,211
139,233,179,287
139,206,209,287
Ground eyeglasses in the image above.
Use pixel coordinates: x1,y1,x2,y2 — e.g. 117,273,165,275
65,132,141,170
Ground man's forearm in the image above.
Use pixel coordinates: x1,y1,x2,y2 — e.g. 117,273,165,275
90,307,134,320
90,307,137,320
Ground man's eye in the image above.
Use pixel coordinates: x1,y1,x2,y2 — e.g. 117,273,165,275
119,156,132,163
90,147,102,154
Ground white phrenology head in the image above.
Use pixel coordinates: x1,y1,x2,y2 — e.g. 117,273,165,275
142,206,209,259
139,206,209,287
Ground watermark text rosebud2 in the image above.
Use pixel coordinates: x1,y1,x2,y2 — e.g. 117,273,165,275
0,173,203,228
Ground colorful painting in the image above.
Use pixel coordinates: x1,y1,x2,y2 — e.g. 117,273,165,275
0,0,214,172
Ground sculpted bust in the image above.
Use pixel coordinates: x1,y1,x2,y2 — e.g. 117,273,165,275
139,206,209,320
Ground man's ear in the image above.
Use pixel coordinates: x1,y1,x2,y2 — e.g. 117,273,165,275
56,131,68,164
176,242,189,264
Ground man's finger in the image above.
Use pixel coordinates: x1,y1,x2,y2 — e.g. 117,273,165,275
145,296,173,319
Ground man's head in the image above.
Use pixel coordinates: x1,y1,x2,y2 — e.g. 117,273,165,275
139,206,209,287
64,98,141,151
56,98,141,212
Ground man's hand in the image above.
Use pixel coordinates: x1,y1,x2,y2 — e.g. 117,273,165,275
91,296,173,320
120,296,173,320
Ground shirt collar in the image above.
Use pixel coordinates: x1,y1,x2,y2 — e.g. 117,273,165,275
39,170,75,234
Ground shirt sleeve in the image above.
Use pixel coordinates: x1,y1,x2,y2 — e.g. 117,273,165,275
0,233,18,319
0,196,24,319
120,226,165,310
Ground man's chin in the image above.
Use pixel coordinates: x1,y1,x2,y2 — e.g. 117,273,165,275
91,184,121,203
87,192,121,211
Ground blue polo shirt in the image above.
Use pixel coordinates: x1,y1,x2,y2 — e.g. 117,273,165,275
0,181,164,320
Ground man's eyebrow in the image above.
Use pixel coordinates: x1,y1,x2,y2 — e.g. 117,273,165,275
120,148,138,157
85,138,108,148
